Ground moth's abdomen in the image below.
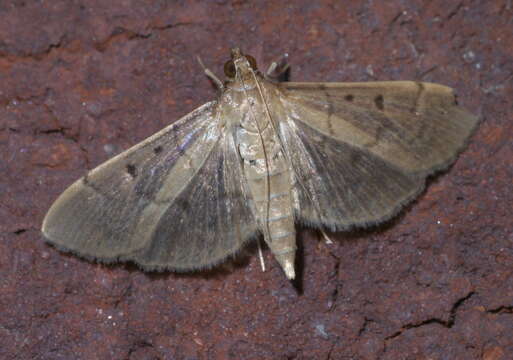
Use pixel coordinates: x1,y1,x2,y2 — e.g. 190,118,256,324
247,160,295,240
242,146,297,279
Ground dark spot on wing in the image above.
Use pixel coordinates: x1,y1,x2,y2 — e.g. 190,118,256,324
153,146,163,154
374,95,384,111
176,198,190,211
344,94,354,102
126,163,137,178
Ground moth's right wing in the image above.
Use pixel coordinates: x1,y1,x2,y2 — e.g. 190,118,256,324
43,101,259,271
272,81,478,230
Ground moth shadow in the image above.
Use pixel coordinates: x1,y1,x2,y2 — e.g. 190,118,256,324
290,234,305,294
273,66,291,83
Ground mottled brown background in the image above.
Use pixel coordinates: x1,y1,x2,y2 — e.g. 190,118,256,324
1,0,512,359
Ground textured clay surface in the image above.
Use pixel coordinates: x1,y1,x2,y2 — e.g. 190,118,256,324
1,1,512,359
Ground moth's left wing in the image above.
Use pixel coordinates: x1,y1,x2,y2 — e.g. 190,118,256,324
272,81,478,230
43,101,258,270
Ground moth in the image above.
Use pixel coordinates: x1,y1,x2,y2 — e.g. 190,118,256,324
42,48,478,280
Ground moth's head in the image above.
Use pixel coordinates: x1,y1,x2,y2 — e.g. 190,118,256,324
224,48,258,82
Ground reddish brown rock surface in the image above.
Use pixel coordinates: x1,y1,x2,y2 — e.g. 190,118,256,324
1,1,512,359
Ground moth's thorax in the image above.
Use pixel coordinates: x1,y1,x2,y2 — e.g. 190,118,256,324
221,77,277,134
232,82,281,158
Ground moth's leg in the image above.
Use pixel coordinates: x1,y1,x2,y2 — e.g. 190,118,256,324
197,56,224,90
265,53,290,82
320,229,333,245
257,238,266,272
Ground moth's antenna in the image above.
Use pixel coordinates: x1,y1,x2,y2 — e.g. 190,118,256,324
197,56,224,90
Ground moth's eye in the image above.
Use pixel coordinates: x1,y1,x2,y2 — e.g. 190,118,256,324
246,55,257,70
224,60,236,77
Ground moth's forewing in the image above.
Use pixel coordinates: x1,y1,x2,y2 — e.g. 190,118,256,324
279,82,479,175
42,101,257,270
272,81,478,229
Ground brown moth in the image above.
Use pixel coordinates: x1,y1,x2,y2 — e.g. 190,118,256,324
42,48,478,279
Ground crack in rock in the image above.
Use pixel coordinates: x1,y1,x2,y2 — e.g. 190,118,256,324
382,291,476,353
